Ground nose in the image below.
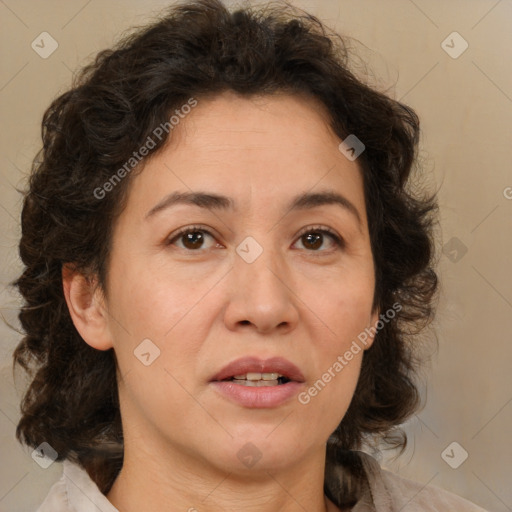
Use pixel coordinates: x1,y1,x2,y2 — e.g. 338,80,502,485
223,241,299,335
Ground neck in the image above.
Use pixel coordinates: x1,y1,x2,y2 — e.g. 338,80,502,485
106,438,342,512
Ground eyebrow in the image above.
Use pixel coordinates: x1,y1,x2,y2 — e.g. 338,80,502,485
145,189,362,228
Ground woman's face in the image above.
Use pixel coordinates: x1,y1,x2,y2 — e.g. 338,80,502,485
90,91,378,475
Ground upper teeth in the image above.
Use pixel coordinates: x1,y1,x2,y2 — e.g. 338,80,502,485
233,372,284,380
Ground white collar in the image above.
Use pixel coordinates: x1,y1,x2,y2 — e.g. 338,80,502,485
62,459,118,512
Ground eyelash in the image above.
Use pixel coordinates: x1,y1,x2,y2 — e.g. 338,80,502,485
166,224,344,254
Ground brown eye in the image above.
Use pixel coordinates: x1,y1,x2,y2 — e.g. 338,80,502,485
294,227,343,252
167,226,217,251
302,232,323,250
181,231,206,250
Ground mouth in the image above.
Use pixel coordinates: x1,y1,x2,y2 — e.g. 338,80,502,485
209,357,306,408
219,372,292,387
209,356,306,385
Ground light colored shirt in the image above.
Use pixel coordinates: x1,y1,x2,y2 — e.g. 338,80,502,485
36,451,488,511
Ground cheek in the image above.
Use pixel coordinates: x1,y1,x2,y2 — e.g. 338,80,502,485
107,263,212,381
300,273,373,405
115,355,199,446
307,272,374,343
335,290,373,339
297,346,363,440
108,257,191,336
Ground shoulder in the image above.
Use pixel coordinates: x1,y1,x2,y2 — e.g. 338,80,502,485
36,460,118,512
357,451,489,512
35,471,70,512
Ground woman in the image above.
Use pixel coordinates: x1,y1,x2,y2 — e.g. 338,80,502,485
12,0,487,510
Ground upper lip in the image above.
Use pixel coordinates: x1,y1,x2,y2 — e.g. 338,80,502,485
210,356,306,383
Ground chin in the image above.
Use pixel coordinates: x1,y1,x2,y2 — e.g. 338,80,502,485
211,429,314,473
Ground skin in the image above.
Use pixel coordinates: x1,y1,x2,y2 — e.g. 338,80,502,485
63,90,379,512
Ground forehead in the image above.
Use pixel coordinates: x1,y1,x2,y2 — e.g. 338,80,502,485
121,90,366,222
173,90,340,154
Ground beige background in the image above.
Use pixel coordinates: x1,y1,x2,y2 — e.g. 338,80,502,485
1,0,511,511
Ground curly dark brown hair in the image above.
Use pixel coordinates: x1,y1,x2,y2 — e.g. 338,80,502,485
11,0,438,505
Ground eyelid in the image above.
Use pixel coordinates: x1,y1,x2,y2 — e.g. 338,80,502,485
295,224,342,241
166,223,345,251
293,224,345,250
166,224,219,247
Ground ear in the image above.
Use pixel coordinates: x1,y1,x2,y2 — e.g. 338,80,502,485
62,263,114,351
363,308,381,350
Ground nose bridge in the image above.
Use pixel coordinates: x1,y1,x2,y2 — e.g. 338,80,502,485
227,231,298,331
235,233,288,297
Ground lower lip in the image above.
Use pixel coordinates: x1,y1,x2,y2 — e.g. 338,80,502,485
210,380,304,408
